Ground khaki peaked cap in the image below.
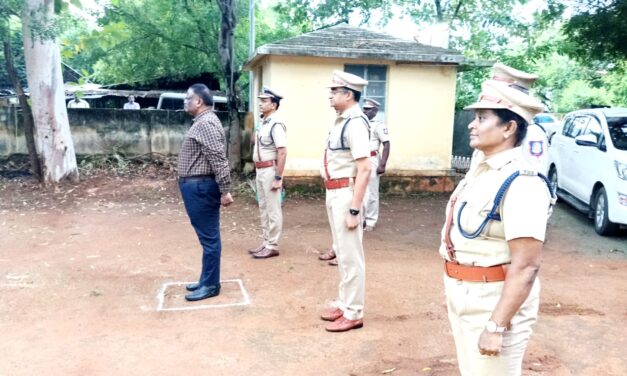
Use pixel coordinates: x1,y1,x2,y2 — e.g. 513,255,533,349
362,98,381,108
258,86,283,100
464,80,544,123
328,70,368,93
492,63,538,90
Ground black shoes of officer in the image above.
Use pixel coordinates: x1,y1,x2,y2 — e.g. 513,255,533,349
185,284,221,301
186,282,200,292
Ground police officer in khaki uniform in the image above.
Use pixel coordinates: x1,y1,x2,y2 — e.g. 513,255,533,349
440,79,555,375
470,63,549,175
248,87,287,259
319,71,371,332
362,98,390,231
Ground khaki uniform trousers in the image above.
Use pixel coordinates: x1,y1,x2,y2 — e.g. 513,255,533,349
364,155,380,227
326,185,365,320
255,166,282,250
444,275,540,376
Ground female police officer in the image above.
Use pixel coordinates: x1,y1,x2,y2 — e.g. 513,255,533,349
440,78,555,375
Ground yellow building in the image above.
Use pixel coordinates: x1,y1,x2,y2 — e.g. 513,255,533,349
244,25,466,192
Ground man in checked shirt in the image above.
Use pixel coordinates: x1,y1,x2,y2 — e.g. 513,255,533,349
178,83,234,302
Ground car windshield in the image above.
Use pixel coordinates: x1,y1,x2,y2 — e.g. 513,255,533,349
606,116,627,151
534,115,554,123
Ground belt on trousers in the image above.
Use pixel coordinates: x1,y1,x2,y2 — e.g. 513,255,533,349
370,151,378,157
255,160,275,168
325,178,350,190
444,260,507,282
178,174,215,183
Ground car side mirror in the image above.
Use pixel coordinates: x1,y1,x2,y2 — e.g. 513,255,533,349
575,133,598,147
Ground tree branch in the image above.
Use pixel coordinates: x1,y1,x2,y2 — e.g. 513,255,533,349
452,0,465,20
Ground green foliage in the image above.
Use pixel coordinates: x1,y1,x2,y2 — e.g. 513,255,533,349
0,17,27,88
558,80,613,111
562,0,627,61
80,0,224,85
455,68,488,110
602,62,627,107
57,0,301,103
272,0,392,32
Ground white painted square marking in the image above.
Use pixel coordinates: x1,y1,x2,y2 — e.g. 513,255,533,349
156,279,250,312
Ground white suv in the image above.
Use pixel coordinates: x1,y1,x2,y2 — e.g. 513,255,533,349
548,108,627,235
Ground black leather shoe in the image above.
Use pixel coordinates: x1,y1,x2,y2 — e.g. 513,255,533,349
185,284,221,301
186,282,200,292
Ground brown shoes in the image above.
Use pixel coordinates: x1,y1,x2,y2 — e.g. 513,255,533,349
248,244,265,254
252,247,279,259
325,316,364,332
318,249,336,261
320,307,344,321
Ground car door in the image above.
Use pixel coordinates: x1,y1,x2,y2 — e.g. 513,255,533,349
570,115,605,203
556,116,589,193
549,116,571,187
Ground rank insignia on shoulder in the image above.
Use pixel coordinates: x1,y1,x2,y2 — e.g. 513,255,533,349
529,140,544,157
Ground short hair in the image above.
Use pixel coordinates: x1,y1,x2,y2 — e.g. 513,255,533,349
494,109,528,146
338,87,361,102
269,97,281,110
347,88,361,102
189,83,214,106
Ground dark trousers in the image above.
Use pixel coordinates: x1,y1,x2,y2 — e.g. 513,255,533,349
179,178,222,288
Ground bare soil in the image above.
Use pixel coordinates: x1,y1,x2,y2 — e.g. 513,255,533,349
1,171,625,376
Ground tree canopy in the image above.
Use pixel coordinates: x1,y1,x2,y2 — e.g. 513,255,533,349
62,0,301,94
562,0,627,62
2,0,626,113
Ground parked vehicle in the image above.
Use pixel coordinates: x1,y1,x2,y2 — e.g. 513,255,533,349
156,92,228,110
548,108,627,235
532,113,561,139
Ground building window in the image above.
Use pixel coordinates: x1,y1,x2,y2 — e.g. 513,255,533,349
344,64,387,120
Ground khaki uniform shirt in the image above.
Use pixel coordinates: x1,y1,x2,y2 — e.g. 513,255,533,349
320,104,370,180
253,113,287,163
439,147,551,267
369,120,390,152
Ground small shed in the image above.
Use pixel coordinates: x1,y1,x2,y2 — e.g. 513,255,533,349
244,24,466,191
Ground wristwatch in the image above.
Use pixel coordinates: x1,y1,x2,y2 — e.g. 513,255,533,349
486,320,507,333
349,208,360,216
274,175,282,181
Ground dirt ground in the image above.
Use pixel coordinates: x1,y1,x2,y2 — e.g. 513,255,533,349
1,172,626,376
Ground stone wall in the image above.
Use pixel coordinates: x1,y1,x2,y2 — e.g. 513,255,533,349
0,107,237,156
0,106,24,156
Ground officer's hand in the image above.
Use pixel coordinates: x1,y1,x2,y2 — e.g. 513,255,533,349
376,164,386,175
221,192,234,207
271,179,282,191
478,329,503,357
345,213,360,230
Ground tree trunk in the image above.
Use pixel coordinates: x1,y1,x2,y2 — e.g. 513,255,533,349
21,0,78,184
3,36,43,181
217,0,241,171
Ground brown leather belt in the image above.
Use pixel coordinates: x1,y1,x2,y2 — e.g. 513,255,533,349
370,151,377,157
255,160,275,169
444,261,507,282
325,178,350,190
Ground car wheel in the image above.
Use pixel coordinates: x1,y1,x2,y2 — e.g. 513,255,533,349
593,187,618,236
548,167,559,199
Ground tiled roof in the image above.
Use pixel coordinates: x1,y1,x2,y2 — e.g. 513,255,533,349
245,24,465,68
